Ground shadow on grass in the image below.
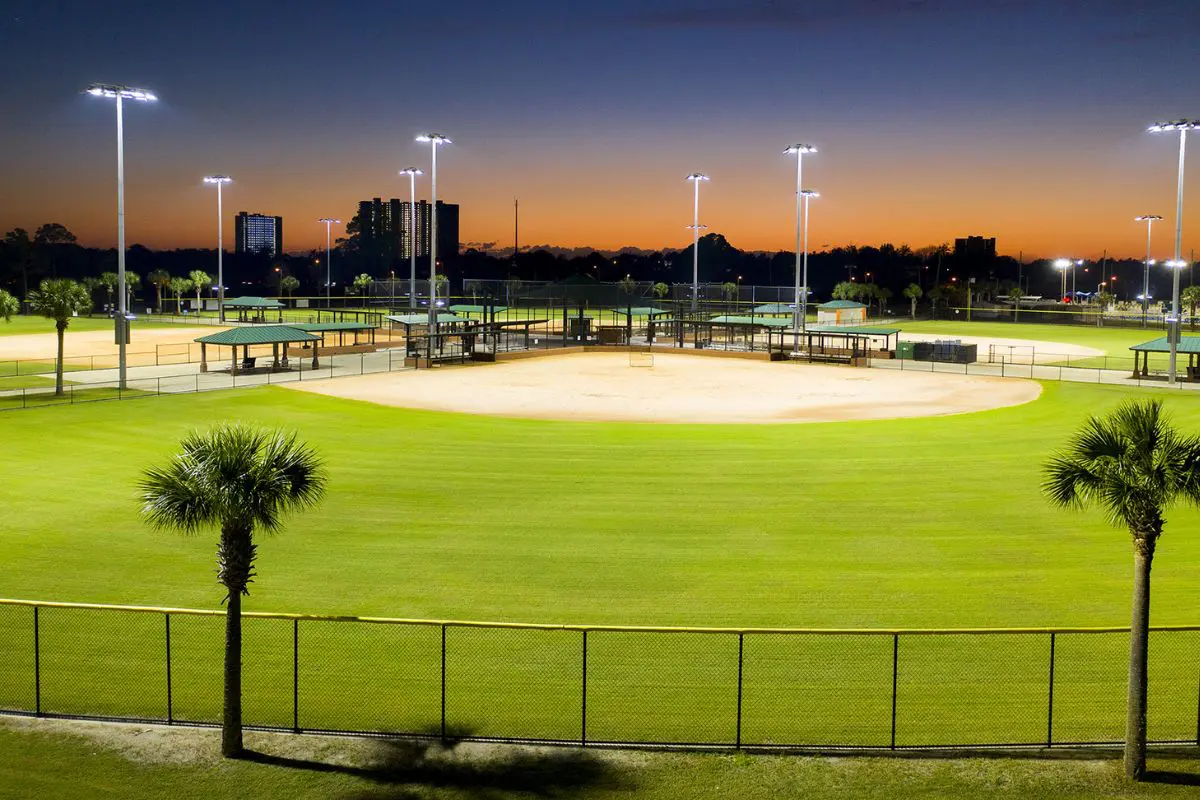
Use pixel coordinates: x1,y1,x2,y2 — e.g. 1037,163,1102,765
1144,770,1200,786
241,731,635,799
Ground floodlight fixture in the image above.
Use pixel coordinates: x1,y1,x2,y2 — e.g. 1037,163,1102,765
86,83,157,102
783,144,817,155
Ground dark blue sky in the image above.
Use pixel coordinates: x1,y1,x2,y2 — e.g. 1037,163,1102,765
2,0,1198,256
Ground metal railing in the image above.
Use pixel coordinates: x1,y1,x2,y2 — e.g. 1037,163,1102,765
1,599,1197,750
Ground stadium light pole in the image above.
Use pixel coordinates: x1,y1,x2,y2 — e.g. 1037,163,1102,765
1165,259,1188,382
799,190,819,343
1135,215,1163,327
399,167,424,309
202,176,232,320
85,83,157,390
784,144,817,330
416,133,452,332
1149,120,1199,383
317,218,340,308
1053,258,1071,301
686,173,710,312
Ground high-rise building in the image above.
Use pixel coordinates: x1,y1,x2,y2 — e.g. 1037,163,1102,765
234,212,283,257
357,198,459,268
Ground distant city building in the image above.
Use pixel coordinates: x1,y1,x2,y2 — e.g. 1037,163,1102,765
954,236,996,260
234,212,283,257
357,198,459,268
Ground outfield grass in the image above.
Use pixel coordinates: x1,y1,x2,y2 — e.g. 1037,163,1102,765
0,375,71,391
3,721,1199,800
2,380,1200,744
0,315,191,337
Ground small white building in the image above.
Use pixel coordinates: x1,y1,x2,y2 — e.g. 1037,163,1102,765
817,300,867,325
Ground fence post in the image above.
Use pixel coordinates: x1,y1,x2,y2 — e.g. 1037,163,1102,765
581,630,588,746
293,619,300,732
440,624,447,741
33,606,40,715
165,613,173,723
890,634,899,749
1047,632,1056,747
735,632,744,749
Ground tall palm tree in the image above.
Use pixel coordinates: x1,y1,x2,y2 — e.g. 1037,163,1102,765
903,283,922,319
148,269,171,312
1008,286,1024,322
139,425,327,758
1181,285,1200,331
168,277,192,314
27,279,93,395
0,288,18,322
1043,400,1200,780
99,271,119,311
280,275,299,300
189,270,212,312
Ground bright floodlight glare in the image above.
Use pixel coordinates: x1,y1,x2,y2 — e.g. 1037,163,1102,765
318,217,341,224
686,172,710,182
86,83,157,102
1165,259,1188,269
1053,258,1072,269
1135,214,1163,221
800,189,820,197
202,175,231,184
1148,120,1200,132
398,167,424,176
784,144,818,154
416,133,452,144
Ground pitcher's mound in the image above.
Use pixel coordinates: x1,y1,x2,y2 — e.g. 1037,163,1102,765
284,351,1041,424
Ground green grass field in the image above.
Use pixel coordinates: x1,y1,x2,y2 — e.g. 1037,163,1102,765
2,374,1200,746
0,315,190,338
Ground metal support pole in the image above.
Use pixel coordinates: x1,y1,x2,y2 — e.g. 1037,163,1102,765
793,153,803,334
216,181,224,320
1170,130,1189,384
409,174,418,309
692,178,700,313
581,630,588,745
115,95,127,390
801,192,812,334
165,614,173,723
1143,219,1154,327
1047,632,1056,747
430,143,439,333
890,634,899,749
325,222,332,309
735,633,744,748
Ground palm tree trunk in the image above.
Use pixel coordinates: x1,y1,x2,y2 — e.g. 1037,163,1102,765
55,321,66,396
222,587,243,758
1124,533,1156,780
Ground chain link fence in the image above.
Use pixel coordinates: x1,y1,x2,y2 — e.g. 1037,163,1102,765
1,600,1197,749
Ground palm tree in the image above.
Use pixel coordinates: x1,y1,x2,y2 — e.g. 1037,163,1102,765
652,281,670,301
1043,400,1200,780
352,273,372,296
99,271,119,310
189,270,212,312
139,425,327,758
27,278,93,395
169,277,192,314
124,271,141,311
874,286,893,316
280,275,299,300
618,275,637,297
148,269,171,312
0,288,18,321
903,283,922,319
831,281,857,301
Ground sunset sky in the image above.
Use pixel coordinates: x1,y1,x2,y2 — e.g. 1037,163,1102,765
1,0,1198,260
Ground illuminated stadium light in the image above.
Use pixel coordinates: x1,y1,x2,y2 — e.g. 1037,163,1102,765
785,144,818,334
399,168,425,307
417,134,452,330
202,176,233,318
1149,119,1198,382
685,173,710,312
86,83,157,102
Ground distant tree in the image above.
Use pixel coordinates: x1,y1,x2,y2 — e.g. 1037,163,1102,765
148,269,171,311
721,281,738,300
168,277,192,314
927,285,953,319
831,281,859,301
433,273,449,301
0,288,17,321
903,283,922,319
98,271,119,309
280,275,299,299
4,228,33,298
33,223,77,279
1008,287,1024,322
352,273,372,295
618,275,637,297
27,278,92,395
1043,400,1200,780
874,286,893,315
124,271,141,311
139,424,327,758
189,270,212,312
652,282,670,300
1095,291,1116,312
1182,286,1200,330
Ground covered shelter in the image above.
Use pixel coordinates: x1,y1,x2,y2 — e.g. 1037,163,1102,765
220,296,285,323
649,315,789,351
751,302,796,315
287,321,378,347
817,300,867,325
1129,336,1200,380
194,325,321,374
804,324,899,354
448,304,508,318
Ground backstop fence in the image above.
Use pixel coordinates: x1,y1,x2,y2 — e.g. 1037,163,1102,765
1,599,1198,750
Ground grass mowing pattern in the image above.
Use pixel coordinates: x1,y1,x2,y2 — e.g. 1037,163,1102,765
2,381,1200,745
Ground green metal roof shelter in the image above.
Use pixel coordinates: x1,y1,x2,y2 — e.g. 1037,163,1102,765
448,304,509,315
752,303,796,314
386,313,465,329
818,300,867,309
220,296,286,324
612,306,671,317
708,315,792,327
287,321,378,347
194,325,321,375
1129,336,1200,380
